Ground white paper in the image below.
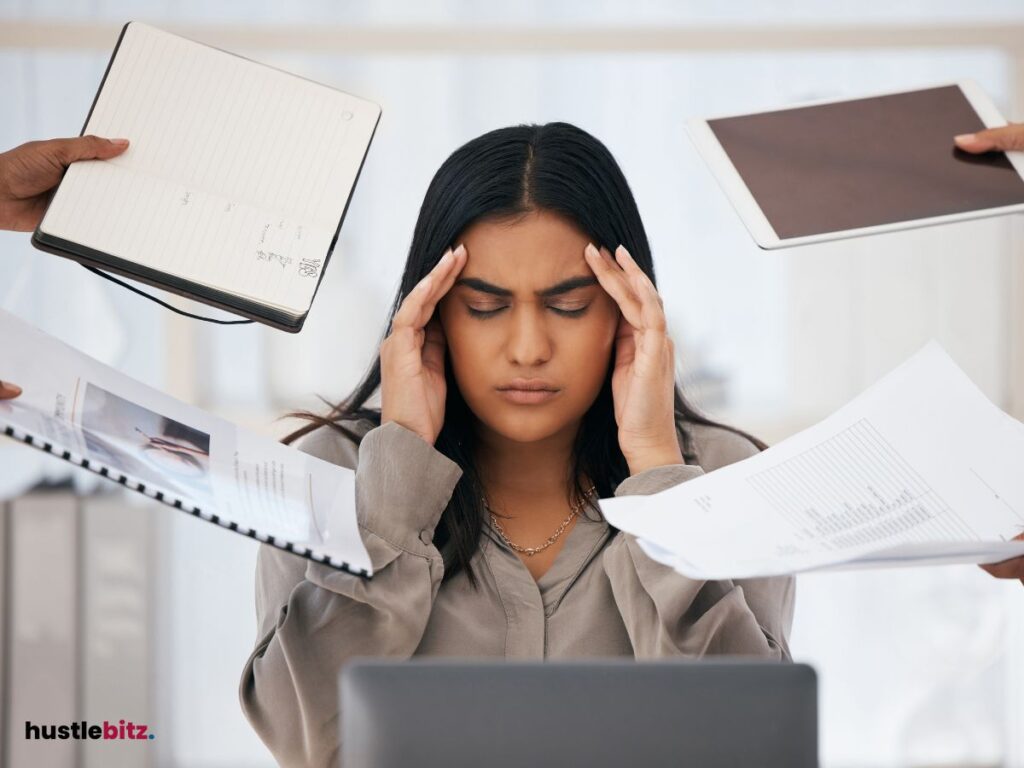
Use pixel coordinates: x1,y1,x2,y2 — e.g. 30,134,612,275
39,22,381,316
600,342,1024,579
0,308,371,576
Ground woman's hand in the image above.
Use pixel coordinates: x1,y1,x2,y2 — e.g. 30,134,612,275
0,381,22,399
380,244,467,446
980,532,1024,586
0,135,129,232
584,243,684,475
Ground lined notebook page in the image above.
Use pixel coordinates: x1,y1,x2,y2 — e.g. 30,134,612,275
40,22,380,316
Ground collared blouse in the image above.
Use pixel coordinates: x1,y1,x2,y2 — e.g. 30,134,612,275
240,418,796,768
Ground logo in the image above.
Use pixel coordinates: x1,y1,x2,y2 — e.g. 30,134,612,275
25,720,156,741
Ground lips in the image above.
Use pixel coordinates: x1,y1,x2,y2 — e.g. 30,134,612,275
496,378,560,392
495,379,561,405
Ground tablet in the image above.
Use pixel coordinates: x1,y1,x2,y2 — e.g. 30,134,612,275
686,81,1024,249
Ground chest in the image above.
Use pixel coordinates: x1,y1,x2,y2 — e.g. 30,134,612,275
414,530,634,659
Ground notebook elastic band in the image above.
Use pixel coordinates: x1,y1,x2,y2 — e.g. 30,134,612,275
84,265,254,325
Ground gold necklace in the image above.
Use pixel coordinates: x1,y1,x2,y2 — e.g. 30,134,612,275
484,485,597,557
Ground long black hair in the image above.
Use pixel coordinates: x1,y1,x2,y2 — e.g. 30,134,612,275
283,122,764,584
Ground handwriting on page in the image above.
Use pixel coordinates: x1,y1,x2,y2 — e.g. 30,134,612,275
167,188,327,283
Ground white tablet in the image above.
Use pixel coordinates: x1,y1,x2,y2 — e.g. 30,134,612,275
687,81,1024,249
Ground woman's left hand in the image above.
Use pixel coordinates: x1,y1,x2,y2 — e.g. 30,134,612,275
585,243,685,476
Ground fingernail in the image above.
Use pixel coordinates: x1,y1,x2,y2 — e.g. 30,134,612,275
109,138,130,147
615,245,631,260
584,243,599,259
0,381,22,397
954,133,976,144
440,249,453,264
453,243,466,257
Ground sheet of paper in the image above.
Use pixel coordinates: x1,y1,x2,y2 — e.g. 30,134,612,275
600,342,1024,579
0,308,371,575
39,22,380,315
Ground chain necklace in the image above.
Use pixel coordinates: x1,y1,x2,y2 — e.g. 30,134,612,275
484,484,597,557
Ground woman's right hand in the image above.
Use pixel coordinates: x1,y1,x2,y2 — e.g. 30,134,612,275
380,244,467,446
0,381,21,399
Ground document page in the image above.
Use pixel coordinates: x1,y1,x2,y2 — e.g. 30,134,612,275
0,309,371,575
600,343,1024,579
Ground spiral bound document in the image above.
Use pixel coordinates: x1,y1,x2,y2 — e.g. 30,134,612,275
32,21,382,332
0,309,373,577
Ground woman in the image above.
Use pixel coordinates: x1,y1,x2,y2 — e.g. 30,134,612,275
237,122,794,768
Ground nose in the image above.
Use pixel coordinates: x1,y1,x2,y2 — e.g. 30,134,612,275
505,304,553,367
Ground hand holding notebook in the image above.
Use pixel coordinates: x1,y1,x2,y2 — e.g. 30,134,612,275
0,135,129,231
32,21,381,331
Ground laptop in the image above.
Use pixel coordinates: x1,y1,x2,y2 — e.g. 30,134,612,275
340,659,818,768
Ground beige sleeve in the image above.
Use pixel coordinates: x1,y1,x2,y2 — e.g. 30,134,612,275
238,420,462,768
602,437,795,661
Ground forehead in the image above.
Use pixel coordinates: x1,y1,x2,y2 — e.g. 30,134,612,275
457,209,590,287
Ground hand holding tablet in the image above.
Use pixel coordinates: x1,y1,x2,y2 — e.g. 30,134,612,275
955,122,1024,154
687,81,1024,248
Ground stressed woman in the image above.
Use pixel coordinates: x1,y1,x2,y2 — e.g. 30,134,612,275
237,122,794,768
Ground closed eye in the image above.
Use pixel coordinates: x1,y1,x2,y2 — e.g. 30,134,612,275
550,305,589,317
466,305,590,318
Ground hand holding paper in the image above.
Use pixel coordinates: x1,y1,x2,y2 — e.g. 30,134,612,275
0,308,371,576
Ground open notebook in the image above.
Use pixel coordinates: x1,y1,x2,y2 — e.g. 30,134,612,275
32,22,381,332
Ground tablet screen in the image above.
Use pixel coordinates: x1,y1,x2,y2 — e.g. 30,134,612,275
707,85,1024,240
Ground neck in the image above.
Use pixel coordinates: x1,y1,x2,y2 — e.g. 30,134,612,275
474,419,580,503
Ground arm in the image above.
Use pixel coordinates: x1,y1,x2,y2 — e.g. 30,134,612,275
602,439,795,661
239,420,462,768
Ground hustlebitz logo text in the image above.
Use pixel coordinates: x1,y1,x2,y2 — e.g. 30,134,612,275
25,720,156,741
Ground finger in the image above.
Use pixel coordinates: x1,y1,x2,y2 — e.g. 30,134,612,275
415,242,466,328
429,242,467,311
0,380,22,399
614,245,667,334
49,135,130,165
955,124,1024,153
584,243,643,328
980,558,1024,580
392,244,466,330
980,532,1024,578
421,316,447,372
612,313,636,367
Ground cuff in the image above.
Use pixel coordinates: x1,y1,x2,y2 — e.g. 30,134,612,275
354,420,463,553
614,464,704,497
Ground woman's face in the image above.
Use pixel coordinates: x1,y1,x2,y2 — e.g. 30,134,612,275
437,209,620,445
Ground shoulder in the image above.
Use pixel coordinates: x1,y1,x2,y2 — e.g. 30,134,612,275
684,421,761,473
290,417,378,471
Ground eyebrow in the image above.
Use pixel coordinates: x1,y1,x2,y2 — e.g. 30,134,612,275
454,275,598,299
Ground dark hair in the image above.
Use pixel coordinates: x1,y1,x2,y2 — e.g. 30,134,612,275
282,122,764,584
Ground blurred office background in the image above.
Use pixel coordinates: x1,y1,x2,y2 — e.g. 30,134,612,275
1,1,1023,766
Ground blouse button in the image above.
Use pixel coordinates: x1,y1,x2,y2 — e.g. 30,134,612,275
419,529,432,545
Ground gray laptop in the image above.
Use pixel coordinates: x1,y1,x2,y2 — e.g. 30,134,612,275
340,659,817,768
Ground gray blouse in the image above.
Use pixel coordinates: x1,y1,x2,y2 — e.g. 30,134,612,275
239,418,795,768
